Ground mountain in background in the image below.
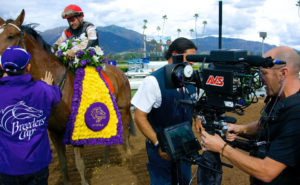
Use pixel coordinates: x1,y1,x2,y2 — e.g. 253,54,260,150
100,25,143,43
194,36,276,54
40,26,66,45
98,25,143,53
40,25,143,53
40,25,276,54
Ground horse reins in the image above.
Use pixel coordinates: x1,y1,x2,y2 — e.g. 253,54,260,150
56,67,68,91
1,23,67,91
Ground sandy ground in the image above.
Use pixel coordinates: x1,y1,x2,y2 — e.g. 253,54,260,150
48,99,266,185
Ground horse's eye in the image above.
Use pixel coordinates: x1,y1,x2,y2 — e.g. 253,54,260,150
7,35,14,40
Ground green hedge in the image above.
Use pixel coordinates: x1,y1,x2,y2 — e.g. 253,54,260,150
131,89,137,97
118,66,129,73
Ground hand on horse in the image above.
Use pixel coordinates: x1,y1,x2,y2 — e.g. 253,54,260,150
41,71,54,85
66,50,75,60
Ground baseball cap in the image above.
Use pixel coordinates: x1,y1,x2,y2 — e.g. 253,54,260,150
1,46,31,73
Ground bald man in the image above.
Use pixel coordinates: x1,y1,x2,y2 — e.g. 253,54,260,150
200,46,300,185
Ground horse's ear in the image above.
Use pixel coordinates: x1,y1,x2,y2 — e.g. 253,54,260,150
15,9,25,27
0,17,4,25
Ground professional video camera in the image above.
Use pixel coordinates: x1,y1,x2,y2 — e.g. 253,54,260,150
157,49,286,167
165,49,286,114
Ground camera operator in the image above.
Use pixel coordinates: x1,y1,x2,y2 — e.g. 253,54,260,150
200,46,300,185
131,37,201,185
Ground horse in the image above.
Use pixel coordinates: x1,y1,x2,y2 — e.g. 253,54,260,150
0,10,133,185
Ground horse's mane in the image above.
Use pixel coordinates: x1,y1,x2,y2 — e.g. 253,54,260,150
21,24,52,54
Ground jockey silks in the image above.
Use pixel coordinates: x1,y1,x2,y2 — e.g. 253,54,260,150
53,21,98,54
0,74,61,175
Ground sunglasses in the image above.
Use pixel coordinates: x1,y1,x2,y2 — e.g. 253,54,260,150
67,16,78,22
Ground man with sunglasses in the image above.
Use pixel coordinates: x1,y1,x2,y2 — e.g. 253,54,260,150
200,46,300,185
53,4,98,60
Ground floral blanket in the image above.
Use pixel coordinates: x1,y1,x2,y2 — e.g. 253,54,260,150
56,37,123,145
63,66,123,145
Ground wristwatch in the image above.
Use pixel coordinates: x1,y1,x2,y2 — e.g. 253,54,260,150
195,114,204,120
154,141,159,148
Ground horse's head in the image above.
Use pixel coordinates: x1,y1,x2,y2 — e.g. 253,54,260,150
12,101,43,119
0,10,25,55
0,9,68,84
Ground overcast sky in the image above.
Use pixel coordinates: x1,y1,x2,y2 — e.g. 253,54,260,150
1,0,300,50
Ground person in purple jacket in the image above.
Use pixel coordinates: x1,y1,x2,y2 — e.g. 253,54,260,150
0,46,62,185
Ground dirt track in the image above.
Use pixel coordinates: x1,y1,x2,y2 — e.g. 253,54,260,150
48,99,265,185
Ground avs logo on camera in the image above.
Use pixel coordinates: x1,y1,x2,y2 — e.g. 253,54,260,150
205,75,224,87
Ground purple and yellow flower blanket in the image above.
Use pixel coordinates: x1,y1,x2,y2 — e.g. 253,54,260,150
64,66,123,145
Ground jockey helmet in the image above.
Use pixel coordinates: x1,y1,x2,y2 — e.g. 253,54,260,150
62,4,84,19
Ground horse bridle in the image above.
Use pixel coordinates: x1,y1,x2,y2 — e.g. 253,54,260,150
0,23,67,91
0,23,27,50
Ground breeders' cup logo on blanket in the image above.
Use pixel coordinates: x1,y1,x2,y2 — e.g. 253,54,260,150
91,107,106,123
85,102,110,131
0,101,45,141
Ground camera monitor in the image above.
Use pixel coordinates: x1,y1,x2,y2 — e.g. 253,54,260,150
158,122,201,161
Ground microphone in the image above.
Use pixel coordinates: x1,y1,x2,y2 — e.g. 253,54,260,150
245,56,286,68
186,55,214,63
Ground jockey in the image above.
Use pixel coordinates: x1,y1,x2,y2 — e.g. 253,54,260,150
53,4,98,60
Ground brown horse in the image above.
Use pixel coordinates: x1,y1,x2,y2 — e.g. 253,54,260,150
0,10,133,185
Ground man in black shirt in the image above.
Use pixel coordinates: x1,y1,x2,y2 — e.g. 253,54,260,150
200,46,300,185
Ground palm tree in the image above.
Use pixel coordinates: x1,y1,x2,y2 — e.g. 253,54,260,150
177,28,182,37
194,13,199,48
156,26,161,37
143,19,148,34
161,15,168,38
156,26,162,53
142,19,148,58
297,0,300,17
202,20,207,35
143,25,147,34
189,29,194,38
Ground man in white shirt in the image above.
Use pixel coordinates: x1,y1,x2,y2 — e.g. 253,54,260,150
132,37,201,185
